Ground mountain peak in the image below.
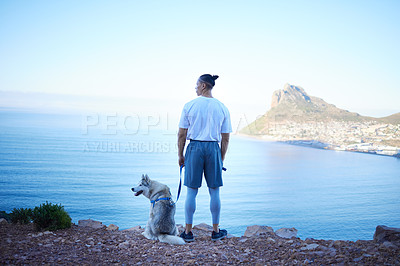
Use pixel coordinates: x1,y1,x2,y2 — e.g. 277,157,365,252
271,83,311,108
253,83,373,124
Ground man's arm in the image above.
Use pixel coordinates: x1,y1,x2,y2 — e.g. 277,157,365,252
221,133,230,162
178,128,188,166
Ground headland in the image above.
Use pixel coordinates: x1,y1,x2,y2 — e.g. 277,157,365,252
241,83,400,157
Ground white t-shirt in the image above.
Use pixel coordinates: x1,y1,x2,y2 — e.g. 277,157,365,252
179,96,232,142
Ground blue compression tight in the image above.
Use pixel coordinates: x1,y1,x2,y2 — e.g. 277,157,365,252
185,187,221,225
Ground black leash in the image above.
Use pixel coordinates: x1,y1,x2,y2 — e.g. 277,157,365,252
175,164,226,205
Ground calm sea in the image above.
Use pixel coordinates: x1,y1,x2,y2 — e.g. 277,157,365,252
1,110,399,240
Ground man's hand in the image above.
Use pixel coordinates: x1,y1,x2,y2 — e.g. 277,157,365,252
221,133,230,162
178,155,185,167
178,128,188,166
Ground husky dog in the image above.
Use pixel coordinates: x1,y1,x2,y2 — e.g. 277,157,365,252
131,174,185,245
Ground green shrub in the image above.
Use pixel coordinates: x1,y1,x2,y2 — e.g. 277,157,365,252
10,208,33,224
32,202,72,231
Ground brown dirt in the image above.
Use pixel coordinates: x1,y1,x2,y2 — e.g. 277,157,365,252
1,222,399,265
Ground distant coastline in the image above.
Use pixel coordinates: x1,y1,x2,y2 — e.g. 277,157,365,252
236,133,400,158
282,139,400,158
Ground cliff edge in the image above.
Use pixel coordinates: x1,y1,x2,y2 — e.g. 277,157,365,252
1,220,399,265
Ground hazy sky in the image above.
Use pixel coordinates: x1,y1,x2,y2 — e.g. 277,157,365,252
1,0,399,127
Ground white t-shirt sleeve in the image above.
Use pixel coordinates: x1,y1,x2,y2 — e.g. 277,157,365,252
178,105,189,129
221,107,232,133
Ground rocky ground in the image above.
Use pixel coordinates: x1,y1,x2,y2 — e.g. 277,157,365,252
1,220,399,265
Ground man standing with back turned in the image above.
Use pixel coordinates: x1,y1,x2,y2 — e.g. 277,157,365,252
177,74,232,242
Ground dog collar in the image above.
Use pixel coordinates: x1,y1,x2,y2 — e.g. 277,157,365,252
150,197,172,208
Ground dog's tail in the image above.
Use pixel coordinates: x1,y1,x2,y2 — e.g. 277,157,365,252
158,234,186,245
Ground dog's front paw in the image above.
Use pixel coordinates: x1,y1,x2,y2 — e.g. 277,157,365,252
142,231,151,240
142,231,157,240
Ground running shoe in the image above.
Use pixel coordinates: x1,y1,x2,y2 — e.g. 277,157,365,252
211,229,227,241
180,231,195,242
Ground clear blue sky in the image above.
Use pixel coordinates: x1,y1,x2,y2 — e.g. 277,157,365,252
1,0,399,126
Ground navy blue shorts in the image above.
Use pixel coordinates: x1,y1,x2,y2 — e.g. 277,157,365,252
184,140,223,188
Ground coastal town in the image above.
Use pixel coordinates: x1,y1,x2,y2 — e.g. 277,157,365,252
255,120,400,157
240,84,400,157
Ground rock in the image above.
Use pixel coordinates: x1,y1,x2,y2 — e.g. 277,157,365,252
53,237,63,243
31,232,44,237
0,218,8,224
91,247,102,252
309,251,325,256
380,241,398,249
333,240,343,248
305,238,315,243
301,243,319,251
243,225,274,237
353,253,374,263
78,219,106,229
122,225,143,232
275,228,298,239
303,258,313,264
193,223,213,231
118,240,130,249
192,223,215,238
374,225,400,244
107,224,119,231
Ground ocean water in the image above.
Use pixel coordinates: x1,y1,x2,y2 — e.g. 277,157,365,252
1,111,399,240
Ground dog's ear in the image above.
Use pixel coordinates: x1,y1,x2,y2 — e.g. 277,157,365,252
142,174,150,185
